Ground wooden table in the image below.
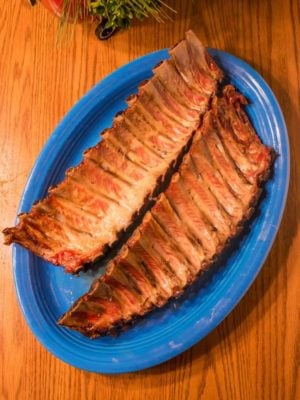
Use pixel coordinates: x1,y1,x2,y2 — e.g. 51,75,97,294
0,1,298,399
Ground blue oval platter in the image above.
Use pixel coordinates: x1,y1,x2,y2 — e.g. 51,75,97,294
13,49,289,374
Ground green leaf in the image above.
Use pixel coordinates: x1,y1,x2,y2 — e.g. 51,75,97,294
88,0,175,31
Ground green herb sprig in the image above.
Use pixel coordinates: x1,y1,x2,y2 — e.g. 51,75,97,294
31,0,175,40
89,0,174,31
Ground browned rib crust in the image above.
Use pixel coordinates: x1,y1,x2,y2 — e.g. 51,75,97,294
3,30,223,273
58,86,274,337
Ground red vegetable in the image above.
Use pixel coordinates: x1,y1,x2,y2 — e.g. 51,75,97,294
41,0,88,20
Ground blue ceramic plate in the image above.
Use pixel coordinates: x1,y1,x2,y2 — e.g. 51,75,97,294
13,49,289,374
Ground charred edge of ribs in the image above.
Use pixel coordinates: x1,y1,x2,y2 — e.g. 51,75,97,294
3,30,223,273
58,156,274,338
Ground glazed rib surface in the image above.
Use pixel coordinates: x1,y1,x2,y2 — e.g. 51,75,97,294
3,31,222,273
59,86,274,336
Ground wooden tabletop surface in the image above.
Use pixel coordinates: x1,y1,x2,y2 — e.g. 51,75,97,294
0,0,299,399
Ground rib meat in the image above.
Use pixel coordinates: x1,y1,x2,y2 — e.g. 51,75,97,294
58,86,274,337
3,31,223,273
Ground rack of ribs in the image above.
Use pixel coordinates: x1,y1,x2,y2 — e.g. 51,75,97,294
3,31,223,273
58,86,274,337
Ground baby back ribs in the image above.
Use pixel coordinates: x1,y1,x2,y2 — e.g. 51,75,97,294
3,31,222,273
58,86,274,336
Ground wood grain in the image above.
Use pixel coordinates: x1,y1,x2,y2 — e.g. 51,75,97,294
0,0,299,399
